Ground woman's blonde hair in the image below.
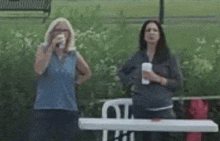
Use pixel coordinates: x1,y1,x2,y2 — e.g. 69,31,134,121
43,17,76,51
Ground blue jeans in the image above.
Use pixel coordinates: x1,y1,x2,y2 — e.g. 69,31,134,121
28,109,80,141
132,105,176,141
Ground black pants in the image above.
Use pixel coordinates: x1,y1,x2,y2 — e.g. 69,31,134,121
132,105,176,141
29,109,80,141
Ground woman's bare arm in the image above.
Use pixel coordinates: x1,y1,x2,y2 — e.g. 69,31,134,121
33,45,53,75
75,52,92,84
34,35,64,75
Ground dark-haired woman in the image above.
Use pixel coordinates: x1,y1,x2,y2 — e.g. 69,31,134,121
118,20,182,141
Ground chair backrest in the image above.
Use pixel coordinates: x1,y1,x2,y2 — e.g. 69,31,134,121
102,98,134,141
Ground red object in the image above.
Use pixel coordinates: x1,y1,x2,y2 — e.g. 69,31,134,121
151,117,161,122
183,98,209,141
185,132,202,141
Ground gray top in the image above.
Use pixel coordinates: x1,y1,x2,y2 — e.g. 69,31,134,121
118,50,182,109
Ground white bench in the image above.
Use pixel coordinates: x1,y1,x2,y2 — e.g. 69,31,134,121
79,98,219,141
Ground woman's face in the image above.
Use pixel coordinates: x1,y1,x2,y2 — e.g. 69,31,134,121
144,22,160,44
51,22,70,44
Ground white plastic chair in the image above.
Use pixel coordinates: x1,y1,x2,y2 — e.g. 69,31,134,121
102,98,134,141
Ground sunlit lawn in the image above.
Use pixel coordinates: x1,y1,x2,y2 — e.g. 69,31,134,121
0,0,219,18
108,22,220,57
52,0,220,17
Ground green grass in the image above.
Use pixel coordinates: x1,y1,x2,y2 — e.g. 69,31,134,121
52,0,220,17
0,0,219,18
110,22,220,70
163,22,220,52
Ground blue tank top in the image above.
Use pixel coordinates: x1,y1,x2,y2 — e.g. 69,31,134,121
34,51,78,111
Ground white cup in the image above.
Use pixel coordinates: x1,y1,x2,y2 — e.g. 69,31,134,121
57,34,66,49
142,62,152,85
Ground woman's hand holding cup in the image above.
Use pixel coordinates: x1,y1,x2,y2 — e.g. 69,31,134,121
142,63,166,85
51,34,66,50
142,70,158,82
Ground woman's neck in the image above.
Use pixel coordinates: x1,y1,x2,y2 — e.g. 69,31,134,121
147,43,156,54
146,43,157,62
55,50,64,60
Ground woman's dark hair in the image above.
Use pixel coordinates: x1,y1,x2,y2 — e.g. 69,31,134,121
139,20,170,63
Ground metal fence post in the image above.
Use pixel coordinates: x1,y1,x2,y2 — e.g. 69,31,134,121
159,0,164,24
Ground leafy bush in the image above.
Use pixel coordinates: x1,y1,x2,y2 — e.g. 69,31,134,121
0,29,39,140
178,37,220,96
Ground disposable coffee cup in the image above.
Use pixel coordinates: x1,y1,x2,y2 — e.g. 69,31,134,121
59,40,65,49
57,34,66,49
142,62,152,85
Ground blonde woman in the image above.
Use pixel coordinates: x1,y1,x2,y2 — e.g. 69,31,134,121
29,18,92,141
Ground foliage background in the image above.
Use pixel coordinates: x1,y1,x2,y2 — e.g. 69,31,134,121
0,0,220,140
